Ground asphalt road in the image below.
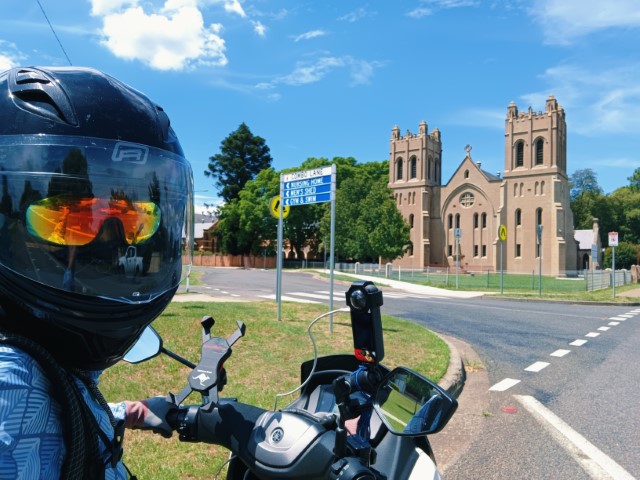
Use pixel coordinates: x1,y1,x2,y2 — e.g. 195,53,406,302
186,267,640,479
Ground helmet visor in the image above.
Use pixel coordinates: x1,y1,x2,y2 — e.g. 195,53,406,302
0,135,194,303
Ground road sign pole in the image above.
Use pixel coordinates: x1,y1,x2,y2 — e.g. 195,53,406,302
455,237,459,289
329,164,336,332
500,240,504,294
498,224,507,295
276,176,284,320
608,231,618,298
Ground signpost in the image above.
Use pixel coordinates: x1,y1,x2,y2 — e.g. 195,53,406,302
537,225,543,296
498,224,507,294
276,165,336,322
454,228,461,288
609,232,618,298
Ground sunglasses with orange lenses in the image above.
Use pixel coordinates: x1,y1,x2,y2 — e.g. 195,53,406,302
26,197,161,246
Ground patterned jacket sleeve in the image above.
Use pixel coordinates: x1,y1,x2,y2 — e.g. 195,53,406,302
0,346,65,479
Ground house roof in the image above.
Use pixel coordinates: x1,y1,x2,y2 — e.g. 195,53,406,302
574,229,594,250
194,222,216,239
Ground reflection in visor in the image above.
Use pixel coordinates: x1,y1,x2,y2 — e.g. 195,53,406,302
26,197,161,246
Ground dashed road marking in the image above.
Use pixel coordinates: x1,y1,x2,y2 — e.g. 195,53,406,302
570,339,588,346
609,316,627,321
597,326,610,331
550,349,571,357
585,332,600,338
489,378,521,392
514,395,635,480
608,321,620,326
525,362,550,372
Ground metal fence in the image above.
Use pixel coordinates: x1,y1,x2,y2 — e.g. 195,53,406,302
316,263,633,293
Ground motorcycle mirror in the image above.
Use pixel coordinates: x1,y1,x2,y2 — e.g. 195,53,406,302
123,326,163,364
373,366,458,436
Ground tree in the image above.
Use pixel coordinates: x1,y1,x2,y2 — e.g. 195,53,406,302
602,242,639,269
322,168,410,262
569,168,603,201
628,167,640,191
205,123,273,203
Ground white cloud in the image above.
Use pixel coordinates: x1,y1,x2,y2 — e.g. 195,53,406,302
292,30,327,42
252,20,266,37
95,2,227,70
408,8,433,19
90,0,138,16
0,54,17,72
521,63,640,136
0,41,24,71
271,56,382,88
338,8,375,23
532,0,640,44
223,0,246,17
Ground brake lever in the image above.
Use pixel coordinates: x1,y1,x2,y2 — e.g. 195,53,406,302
168,317,246,407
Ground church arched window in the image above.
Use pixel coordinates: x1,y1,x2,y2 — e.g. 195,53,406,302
516,141,524,167
535,138,544,165
410,156,417,179
396,158,403,180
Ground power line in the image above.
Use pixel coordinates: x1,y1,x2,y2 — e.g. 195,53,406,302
36,0,72,66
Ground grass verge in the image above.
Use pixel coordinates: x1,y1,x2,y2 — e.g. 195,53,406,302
101,300,448,479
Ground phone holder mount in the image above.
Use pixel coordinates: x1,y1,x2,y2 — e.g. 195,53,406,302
168,315,246,407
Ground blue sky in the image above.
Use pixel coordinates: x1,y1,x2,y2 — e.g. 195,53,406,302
1,0,639,212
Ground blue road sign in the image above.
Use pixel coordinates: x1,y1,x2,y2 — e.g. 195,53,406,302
282,166,334,206
283,192,332,206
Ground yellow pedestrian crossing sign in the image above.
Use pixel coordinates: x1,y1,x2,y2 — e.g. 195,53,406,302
499,224,507,241
270,195,290,219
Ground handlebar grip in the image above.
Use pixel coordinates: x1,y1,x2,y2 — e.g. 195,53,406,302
167,405,200,441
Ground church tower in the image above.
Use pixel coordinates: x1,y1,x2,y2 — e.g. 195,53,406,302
388,121,444,268
499,96,577,274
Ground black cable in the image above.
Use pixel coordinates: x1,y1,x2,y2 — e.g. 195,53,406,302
35,0,73,65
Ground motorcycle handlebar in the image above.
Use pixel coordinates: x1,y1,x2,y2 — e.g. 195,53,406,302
165,400,378,480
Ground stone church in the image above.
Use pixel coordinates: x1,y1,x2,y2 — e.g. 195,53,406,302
388,95,578,276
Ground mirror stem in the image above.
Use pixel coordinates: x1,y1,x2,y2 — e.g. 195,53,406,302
162,347,196,369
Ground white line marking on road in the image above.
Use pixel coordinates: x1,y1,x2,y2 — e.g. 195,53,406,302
514,395,635,480
290,292,331,300
608,322,620,326
609,316,626,321
525,362,550,372
618,314,634,318
585,332,600,338
258,294,321,304
489,378,520,392
570,339,588,346
550,349,571,357
597,326,610,331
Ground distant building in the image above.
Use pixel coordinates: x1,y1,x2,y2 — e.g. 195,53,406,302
388,96,578,276
574,218,601,270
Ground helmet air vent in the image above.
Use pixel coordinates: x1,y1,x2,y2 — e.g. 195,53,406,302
9,68,78,127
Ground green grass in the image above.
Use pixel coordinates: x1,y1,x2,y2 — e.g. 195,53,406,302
101,300,449,479
315,270,640,303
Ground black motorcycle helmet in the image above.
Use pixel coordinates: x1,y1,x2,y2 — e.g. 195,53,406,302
0,66,194,370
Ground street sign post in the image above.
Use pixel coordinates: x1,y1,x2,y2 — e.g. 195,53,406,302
276,165,337,322
454,228,461,288
537,225,543,296
499,224,507,294
609,232,618,298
